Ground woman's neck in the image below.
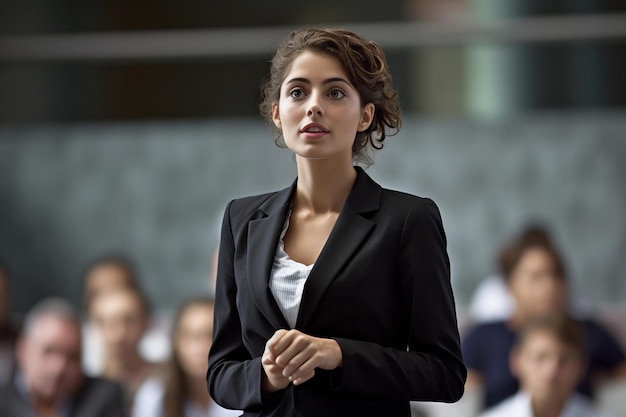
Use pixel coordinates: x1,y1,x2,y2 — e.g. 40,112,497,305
531,394,566,417
508,308,537,330
294,158,356,214
103,351,147,382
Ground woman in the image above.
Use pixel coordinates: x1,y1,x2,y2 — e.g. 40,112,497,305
90,286,163,414
81,256,140,376
207,27,466,416
132,297,239,417
462,225,626,410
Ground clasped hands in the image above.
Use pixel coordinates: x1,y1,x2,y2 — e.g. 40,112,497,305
261,329,343,394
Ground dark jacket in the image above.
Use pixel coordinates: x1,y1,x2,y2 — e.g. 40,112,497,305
0,375,125,417
208,167,466,417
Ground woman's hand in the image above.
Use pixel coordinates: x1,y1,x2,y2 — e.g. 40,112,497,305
261,329,343,393
261,335,291,393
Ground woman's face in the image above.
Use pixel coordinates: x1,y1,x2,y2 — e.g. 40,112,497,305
508,247,567,318
91,290,147,359
272,51,374,163
84,263,134,304
175,304,214,379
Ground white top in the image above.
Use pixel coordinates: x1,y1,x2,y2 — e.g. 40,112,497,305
132,378,241,417
468,275,516,323
478,391,617,417
269,209,314,329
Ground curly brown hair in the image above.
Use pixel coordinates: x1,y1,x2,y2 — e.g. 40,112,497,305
259,27,402,165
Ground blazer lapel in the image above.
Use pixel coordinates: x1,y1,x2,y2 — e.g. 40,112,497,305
246,182,295,330
296,167,381,329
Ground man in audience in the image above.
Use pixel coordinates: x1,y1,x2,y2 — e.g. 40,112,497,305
0,297,124,417
478,314,617,417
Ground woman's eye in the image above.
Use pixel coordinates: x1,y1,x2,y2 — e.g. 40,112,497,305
289,88,305,99
329,89,346,99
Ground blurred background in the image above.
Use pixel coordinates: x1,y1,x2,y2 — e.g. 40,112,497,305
1,1,625,320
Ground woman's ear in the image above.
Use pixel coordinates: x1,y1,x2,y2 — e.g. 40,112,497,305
357,103,375,132
272,103,282,130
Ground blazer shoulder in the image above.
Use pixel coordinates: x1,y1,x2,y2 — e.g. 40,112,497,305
229,191,277,213
226,183,293,222
379,188,442,217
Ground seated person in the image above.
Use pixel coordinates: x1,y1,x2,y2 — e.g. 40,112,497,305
132,297,239,417
463,225,626,409
81,256,140,375
89,286,163,414
478,314,617,417
81,256,169,375
0,297,124,417
0,263,19,385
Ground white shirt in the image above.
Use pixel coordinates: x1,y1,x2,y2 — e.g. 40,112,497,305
269,209,314,328
132,378,240,417
478,391,617,417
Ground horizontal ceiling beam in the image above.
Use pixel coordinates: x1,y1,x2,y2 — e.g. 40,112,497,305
1,14,625,62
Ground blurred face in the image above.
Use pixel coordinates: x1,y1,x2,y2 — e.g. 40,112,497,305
84,263,134,301
91,290,146,359
175,304,214,379
272,51,374,163
511,330,583,404
508,248,567,318
17,316,83,402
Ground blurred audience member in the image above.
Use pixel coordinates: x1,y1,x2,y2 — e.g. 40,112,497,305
463,225,626,409
0,298,124,417
0,263,19,385
82,256,169,375
82,256,139,375
90,286,163,414
478,314,617,417
81,256,139,311
132,297,239,417
468,269,592,325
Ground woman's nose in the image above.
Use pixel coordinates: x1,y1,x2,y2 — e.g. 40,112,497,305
306,94,323,116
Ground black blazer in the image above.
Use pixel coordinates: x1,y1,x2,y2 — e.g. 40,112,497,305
208,167,466,417
0,376,124,417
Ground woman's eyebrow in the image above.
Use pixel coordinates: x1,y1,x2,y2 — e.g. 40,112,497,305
284,77,351,86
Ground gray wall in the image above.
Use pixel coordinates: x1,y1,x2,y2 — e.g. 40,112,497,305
1,112,625,313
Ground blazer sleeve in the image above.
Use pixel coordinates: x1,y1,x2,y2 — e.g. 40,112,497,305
333,198,467,402
207,200,268,411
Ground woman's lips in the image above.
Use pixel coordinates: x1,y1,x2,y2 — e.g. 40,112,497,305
300,123,329,138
